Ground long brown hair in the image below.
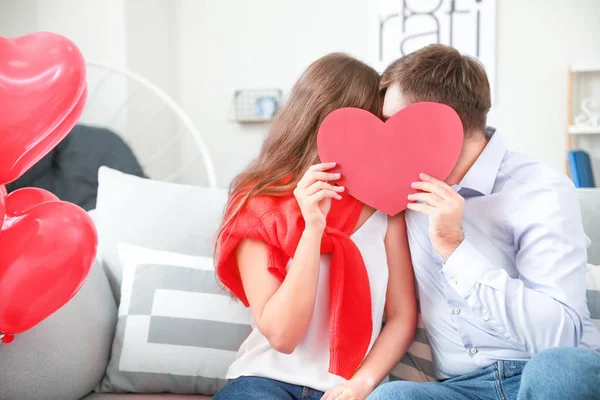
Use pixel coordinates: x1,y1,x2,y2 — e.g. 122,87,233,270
215,53,382,255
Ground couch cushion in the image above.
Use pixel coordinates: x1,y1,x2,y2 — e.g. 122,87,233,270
587,264,600,331
95,167,227,301
6,124,145,211
578,189,600,264
97,244,250,396
0,258,117,400
389,294,436,382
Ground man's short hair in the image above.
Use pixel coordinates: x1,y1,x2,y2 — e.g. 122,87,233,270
381,44,491,136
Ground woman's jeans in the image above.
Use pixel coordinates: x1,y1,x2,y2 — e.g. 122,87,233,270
214,376,324,400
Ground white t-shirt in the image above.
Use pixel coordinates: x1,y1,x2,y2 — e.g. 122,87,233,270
226,210,389,392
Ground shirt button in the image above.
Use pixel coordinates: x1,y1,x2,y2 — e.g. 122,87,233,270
470,347,478,354
483,313,491,321
453,308,461,315
451,278,459,286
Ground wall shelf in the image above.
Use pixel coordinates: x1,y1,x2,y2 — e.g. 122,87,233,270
568,125,600,135
566,65,600,184
568,63,600,73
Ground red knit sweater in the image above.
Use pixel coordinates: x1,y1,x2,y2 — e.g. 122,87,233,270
216,192,373,379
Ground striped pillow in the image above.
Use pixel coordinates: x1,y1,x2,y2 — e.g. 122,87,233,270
389,298,436,382
97,243,252,395
390,265,600,382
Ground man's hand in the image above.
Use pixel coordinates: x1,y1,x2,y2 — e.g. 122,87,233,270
320,377,374,400
407,173,465,261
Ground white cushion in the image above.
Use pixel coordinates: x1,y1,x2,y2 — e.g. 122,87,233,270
94,167,227,301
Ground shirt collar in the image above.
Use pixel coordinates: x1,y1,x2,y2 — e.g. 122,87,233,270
455,128,506,196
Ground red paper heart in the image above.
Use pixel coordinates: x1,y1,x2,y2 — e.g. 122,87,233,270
317,102,463,215
0,188,97,335
0,32,86,185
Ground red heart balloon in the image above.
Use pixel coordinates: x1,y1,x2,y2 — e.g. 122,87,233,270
0,84,89,188
0,186,6,227
317,102,463,216
0,188,97,336
3,187,59,217
0,32,87,185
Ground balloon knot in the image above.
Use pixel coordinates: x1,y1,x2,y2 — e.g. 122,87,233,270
1,334,14,344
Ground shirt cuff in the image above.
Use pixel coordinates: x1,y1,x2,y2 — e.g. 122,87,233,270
442,239,492,298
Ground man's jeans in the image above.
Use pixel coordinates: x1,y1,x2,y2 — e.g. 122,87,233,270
368,347,600,400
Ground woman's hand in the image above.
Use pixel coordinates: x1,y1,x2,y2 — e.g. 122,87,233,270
294,162,344,231
321,378,374,400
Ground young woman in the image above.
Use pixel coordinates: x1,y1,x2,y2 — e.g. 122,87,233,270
214,53,417,400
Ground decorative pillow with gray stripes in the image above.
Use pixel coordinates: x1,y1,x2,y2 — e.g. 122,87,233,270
97,243,252,395
389,297,436,382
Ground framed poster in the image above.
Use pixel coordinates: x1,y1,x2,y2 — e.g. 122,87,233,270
368,0,497,100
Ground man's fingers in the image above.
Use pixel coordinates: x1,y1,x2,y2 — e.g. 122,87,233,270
407,192,444,207
417,173,457,198
407,201,435,215
410,181,447,199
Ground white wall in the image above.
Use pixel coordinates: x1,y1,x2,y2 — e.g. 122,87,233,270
2,0,600,187
0,0,38,38
489,0,600,180
179,0,600,187
178,0,371,186
0,0,128,126
0,0,188,183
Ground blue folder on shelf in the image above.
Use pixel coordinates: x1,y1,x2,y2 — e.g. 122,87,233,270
568,150,596,188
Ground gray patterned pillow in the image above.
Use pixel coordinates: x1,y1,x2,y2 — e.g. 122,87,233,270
389,298,436,382
97,243,252,395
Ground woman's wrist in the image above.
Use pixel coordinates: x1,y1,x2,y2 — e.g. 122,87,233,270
303,223,325,238
350,374,378,394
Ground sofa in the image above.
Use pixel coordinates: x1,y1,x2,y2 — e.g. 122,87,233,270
0,168,598,400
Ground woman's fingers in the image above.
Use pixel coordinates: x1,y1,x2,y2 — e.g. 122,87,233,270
333,388,351,400
311,189,342,203
305,181,344,196
325,386,344,400
308,162,337,172
298,171,340,189
297,162,339,189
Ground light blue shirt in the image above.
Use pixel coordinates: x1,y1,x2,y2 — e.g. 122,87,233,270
406,132,600,379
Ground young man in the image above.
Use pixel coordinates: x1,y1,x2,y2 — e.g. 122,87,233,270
369,44,600,399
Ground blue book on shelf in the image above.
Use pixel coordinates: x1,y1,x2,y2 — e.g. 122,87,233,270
568,150,595,188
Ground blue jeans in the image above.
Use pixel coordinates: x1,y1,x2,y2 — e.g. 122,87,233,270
518,347,600,400
369,347,600,400
214,376,325,400
368,360,525,400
